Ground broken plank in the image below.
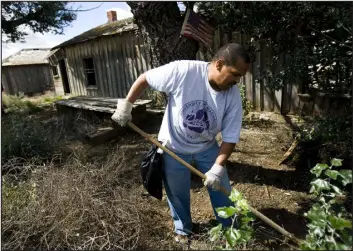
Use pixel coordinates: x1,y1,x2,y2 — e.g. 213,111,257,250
85,127,122,145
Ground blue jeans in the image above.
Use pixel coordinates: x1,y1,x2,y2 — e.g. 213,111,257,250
162,143,232,235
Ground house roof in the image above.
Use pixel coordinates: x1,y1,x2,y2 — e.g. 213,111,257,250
52,17,137,50
2,48,51,66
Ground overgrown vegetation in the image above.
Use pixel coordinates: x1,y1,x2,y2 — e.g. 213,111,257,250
200,2,352,94
1,105,161,250
1,93,66,162
294,107,352,167
301,158,352,250
2,150,143,250
2,93,63,113
207,159,352,250
209,189,256,249
2,93,43,113
2,114,56,162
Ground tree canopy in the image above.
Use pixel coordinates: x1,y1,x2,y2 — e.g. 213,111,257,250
126,1,198,67
198,1,352,93
2,1,77,43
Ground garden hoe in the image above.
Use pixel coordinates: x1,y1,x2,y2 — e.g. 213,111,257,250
127,121,303,246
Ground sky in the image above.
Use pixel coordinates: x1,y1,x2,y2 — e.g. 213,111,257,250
1,2,134,59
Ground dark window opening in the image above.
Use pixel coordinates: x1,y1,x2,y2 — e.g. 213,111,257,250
52,65,58,76
83,58,96,86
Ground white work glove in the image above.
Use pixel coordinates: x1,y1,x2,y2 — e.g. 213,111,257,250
203,163,225,191
111,100,133,126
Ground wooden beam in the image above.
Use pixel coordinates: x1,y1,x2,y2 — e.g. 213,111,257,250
84,127,122,145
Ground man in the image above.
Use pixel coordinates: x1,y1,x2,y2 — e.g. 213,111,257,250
112,43,250,242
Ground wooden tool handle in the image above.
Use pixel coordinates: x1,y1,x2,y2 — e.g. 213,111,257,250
128,121,206,179
127,121,302,245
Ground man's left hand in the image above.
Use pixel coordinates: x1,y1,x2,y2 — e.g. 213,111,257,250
203,163,225,191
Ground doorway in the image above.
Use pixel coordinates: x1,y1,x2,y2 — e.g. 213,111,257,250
58,59,70,94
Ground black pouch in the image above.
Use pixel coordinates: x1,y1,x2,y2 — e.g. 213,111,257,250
140,144,164,200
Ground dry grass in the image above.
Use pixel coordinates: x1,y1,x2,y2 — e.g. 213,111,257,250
2,148,143,250
1,108,187,250
1,108,146,250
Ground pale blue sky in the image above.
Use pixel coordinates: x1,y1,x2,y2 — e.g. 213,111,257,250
1,2,133,59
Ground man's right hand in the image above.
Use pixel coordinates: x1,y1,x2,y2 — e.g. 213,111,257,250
111,100,133,126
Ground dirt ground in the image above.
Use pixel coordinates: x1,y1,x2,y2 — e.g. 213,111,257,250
105,110,314,250
3,106,315,250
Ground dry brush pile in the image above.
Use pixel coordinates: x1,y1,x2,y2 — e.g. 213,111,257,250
1,110,165,250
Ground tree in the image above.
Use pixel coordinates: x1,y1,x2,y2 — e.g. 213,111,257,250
1,1,78,43
198,2,352,94
126,1,199,67
126,2,200,106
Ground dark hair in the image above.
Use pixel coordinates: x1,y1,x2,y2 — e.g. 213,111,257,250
212,43,250,66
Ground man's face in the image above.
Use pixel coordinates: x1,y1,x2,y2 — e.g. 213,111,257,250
211,58,250,91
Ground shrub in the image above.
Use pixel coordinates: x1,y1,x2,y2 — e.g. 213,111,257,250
1,114,59,162
301,158,352,250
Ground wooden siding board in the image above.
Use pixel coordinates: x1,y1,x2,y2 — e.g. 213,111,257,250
128,33,138,81
120,36,130,96
102,37,113,97
114,37,124,98
124,33,135,94
119,38,128,96
259,40,265,111
94,40,104,96
281,53,288,114
291,77,300,114
108,37,118,97
66,48,76,94
101,38,109,97
67,47,77,94
254,41,261,111
263,41,274,111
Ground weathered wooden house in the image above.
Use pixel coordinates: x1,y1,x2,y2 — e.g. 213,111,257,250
47,11,152,98
2,48,59,95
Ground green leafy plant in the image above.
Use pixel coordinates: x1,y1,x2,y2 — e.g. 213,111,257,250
209,189,256,249
239,83,253,116
301,158,352,250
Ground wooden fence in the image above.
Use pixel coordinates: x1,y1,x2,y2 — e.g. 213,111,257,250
196,30,351,115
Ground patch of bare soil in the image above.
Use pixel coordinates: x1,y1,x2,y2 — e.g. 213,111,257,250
114,112,314,250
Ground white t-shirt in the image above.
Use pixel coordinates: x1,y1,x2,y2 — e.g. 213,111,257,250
145,60,242,154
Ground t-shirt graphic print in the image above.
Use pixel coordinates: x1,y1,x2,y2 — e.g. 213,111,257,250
178,100,217,142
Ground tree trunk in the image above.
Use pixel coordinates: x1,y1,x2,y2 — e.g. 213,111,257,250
127,2,199,68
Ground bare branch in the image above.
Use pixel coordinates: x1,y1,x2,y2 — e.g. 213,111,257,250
68,2,104,12
307,25,352,49
338,21,353,36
